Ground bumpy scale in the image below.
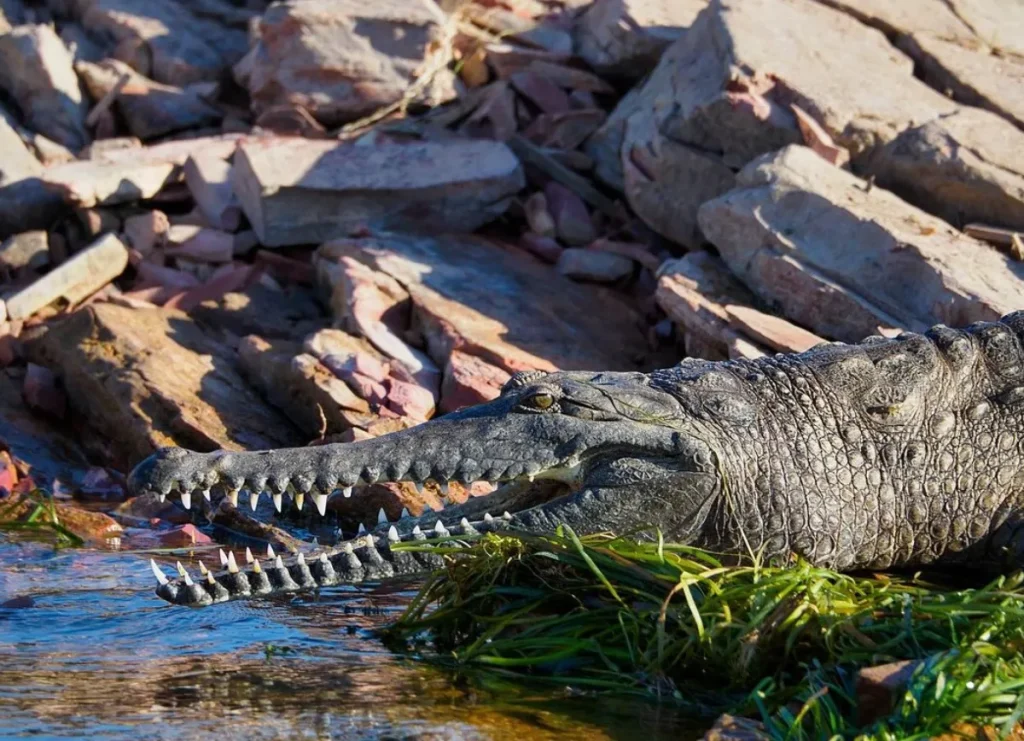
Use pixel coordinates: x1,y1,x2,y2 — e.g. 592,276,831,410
131,313,1024,607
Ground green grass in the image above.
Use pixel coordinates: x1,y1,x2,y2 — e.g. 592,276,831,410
383,527,1024,740
0,488,85,547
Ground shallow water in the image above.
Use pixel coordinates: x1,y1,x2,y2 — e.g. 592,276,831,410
0,536,699,740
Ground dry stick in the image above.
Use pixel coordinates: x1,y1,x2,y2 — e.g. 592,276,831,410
85,71,131,128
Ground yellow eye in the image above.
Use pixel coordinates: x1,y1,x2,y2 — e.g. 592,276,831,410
528,392,555,410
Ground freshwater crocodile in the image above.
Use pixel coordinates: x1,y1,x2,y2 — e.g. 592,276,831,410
130,312,1024,607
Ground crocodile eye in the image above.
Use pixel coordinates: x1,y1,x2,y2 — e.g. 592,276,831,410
525,392,556,411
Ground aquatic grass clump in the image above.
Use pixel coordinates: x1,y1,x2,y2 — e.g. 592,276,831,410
384,527,1024,739
0,488,84,547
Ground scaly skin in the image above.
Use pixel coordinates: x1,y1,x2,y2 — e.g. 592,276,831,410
130,312,1024,607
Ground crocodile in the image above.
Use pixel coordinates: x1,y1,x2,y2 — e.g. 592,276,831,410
129,312,1024,607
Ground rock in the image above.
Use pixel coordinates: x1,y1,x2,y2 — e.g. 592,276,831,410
87,132,246,168
702,714,770,741
122,210,169,256
815,0,975,42
21,362,66,419
872,107,1024,231
164,227,234,263
4,233,128,320
233,137,525,248
0,0,26,30
586,0,956,224
237,335,375,438
588,239,662,272
317,232,652,378
697,145,1024,341
385,378,435,421
0,24,89,151
0,230,49,275
518,231,563,263
75,58,222,140
0,491,123,542
656,251,762,360
40,158,177,208
23,302,303,463
73,0,249,86
235,0,457,127
557,248,633,283
946,0,1024,57
523,108,607,151
509,71,572,113
0,107,42,186
545,181,595,245
724,304,825,353
183,155,242,231
154,523,213,548
189,283,325,342
440,349,511,413
856,660,921,726
524,192,556,237
0,178,66,240
575,0,704,79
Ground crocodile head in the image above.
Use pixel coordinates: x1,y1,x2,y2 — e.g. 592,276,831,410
129,368,727,606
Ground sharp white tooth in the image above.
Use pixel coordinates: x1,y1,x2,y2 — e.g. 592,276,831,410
158,493,167,503
226,489,239,508
434,521,449,536
343,487,353,498
483,513,494,522
180,491,192,510
198,561,209,576
246,492,257,511
218,549,228,567
272,493,283,512
319,552,329,564
526,473,535,482
206,571,216,585
313,493,328,516
275,555,284,570
296,552,306,566
150,559,169,585
414,482,424,495
341,542,354,554
377,508,388,525
388,525,400,542
503,511,513,520
175,562,193,587
202,489,211,502
400,507,411,520
245,547,254,564
460,517,473,531
227,551,239,574
294,492,305,511
252,558,262,574
266,544,276,559
357,522,367,535
487,481,497,490
413,525,422,536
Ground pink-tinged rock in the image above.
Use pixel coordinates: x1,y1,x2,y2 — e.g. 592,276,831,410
183,154,242,231
518,231,563,263
164,227,234,263
77,466,125,500
440,350,511,414
162,263,255,312
135,261,200,290
524,192,556,237
322,358,388,406
122,210,169,256
557,248,634,283
523,108,607,150
386,378,435,421
509,71,571,113
254,250,315,286
22,362,66,419
588,238,662,272
324,351,390,384
235,0,456,127
232,136,524,247
545,181,596,245
157,523,213,548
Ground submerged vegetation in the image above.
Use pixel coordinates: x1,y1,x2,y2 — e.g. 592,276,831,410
0,488,84,547
384,527,1024,740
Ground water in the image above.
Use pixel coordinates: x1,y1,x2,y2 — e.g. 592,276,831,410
0,536,697,740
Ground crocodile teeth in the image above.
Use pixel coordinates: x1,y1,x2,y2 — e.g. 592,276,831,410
272,493,283,513
357,522,367,535
460,517,475,534
175,561,193,587
313,493,328,516
226,489,239,508
400,507,411,520
250,492,260,511
275,555,284,570
294,492,305,511
198,561,209,576
434,521,449,537
180,491,192,510
412,525,422,536
206,570,216,585
296,552,306,566
158,493,167,503
150,559,169,585
377,508,388,525
218,549,228,567
266,544,276,559
201,489,211,502
227,551,239,574
503,511,513,520
319,552,329,564
245,547,254,564
483,513,494,522
388,525,400,542
343,487,353,498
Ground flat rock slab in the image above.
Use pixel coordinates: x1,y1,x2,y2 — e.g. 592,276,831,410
0,24,89,151
233,137,525,247
585,0,956,245
872,107,1024,231
23,302,303,464
0,106,42,186
697,144,1024,342
317,232,652,383
236,0,457,127
575,0,706,79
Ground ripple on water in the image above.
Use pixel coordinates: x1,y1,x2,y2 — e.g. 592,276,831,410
0,538,698,740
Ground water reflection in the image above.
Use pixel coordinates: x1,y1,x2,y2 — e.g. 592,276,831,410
0,538,698,740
